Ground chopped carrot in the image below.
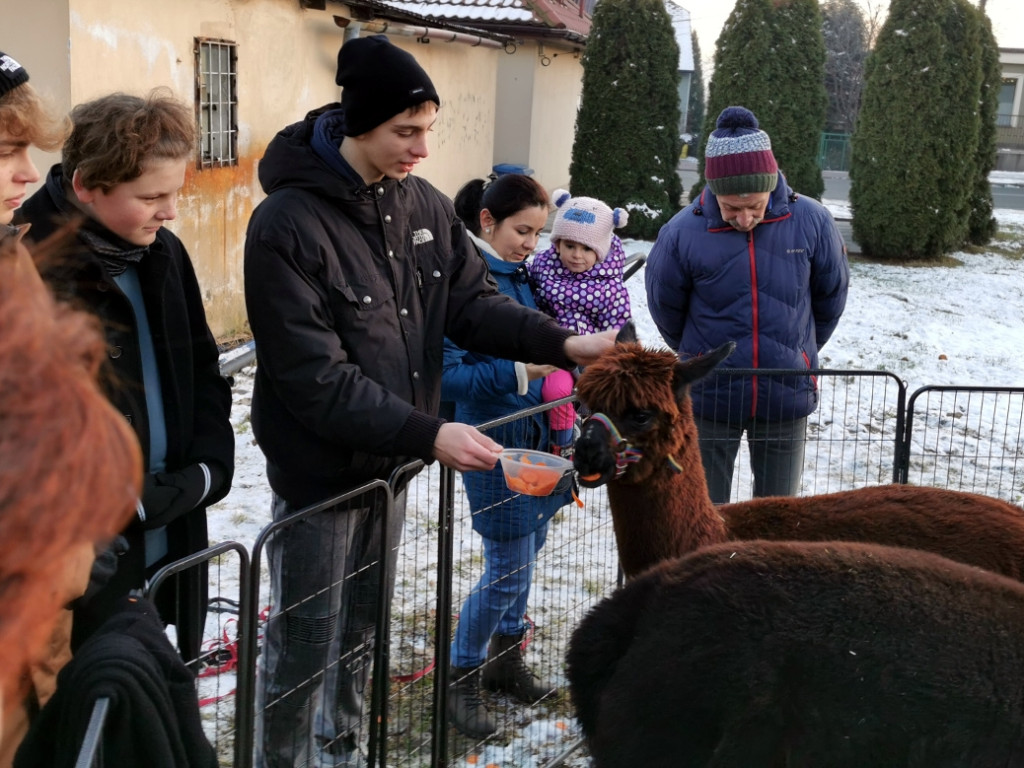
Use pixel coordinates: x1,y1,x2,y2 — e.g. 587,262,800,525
466,756,479,765
571,487,584,507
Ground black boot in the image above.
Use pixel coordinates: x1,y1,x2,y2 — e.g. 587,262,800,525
447,665,498,739
481,633,557,704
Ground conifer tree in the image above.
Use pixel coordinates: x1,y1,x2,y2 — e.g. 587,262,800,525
691,0,827,200
569,0,682,239
686,31,705,145
850,0,980,258
966,2,1000,245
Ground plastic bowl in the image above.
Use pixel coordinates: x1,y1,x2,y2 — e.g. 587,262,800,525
499,449,573,496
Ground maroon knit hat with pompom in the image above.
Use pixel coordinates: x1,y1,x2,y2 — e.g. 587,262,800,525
704,106,779,196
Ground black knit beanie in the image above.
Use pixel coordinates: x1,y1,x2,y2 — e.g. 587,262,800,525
0,51,30,99
336,35,440,137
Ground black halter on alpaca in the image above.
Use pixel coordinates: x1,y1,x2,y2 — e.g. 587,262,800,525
581,413,681,481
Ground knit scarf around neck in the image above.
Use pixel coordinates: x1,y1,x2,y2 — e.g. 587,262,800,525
53,175,149,276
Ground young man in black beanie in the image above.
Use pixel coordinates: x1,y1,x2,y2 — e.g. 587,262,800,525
244,35,614,767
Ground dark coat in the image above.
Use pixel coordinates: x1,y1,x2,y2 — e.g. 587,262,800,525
442,241,572,540
645,172,849,425
244,104,575,508
14,597,216,768
18,167,234,656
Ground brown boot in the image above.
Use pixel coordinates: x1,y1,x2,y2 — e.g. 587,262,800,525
446,665,498,739
480,633,557,704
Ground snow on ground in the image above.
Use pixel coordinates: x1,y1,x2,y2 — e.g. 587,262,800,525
201,205,1024,766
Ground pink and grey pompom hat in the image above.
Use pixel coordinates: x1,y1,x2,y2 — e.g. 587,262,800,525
549,190,629,262
704,106,779,196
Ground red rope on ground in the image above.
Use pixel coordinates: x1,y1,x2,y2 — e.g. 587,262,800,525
195,608,537,703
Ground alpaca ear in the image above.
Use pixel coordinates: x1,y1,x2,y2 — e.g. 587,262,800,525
671,341,736,400
614,321,637,345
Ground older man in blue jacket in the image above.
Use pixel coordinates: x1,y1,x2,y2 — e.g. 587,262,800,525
646,106,849,504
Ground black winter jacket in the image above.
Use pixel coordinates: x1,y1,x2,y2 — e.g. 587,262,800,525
245,104,575,507
18,167,234,653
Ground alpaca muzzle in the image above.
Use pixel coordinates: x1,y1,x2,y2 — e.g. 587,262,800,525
573,413,643,486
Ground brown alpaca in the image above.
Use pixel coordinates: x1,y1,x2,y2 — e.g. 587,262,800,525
567,539,1024,767
573,323,1024,580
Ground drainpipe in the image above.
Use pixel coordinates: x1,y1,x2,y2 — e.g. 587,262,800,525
343,20,363,43
334,16,507,50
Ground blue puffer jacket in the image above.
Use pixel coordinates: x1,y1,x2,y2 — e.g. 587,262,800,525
442,234,572,540
645,172,849,425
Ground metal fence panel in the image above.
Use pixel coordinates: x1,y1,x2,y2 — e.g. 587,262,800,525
904,386,1024,502
693,369,906,503
243,480,393,768
384,401,620,768
81,375,1024,767
147,540,251,768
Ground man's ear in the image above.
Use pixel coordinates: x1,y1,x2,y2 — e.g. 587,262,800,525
70,169,95,205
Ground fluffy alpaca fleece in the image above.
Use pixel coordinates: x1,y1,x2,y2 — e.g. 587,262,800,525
567,539,1024,768
572,325,1024,580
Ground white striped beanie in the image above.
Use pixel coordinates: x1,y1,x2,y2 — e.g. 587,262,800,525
704,106,779,196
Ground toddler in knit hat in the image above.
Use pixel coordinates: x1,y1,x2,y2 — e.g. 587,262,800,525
527,190,632,455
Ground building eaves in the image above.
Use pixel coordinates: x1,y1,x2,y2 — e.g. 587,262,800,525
338,0,517,44
346,0,592,43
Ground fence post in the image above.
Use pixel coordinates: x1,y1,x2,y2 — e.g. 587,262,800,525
430,466,458,768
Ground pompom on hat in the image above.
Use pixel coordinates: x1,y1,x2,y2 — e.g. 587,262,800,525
0,51,29,99
549,190,628,262
336,35,440,137
704,106,779,196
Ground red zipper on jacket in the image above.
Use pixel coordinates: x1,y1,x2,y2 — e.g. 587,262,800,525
748,230,759,418
802,350,818,391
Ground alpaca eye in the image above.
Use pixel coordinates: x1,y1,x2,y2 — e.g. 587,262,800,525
629,411,654,428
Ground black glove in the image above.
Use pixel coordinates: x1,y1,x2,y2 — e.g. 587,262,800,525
69,535,129,610
139,463,217,529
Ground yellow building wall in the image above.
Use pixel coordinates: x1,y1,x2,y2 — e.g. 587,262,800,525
8,0,577,338
528,46,584,193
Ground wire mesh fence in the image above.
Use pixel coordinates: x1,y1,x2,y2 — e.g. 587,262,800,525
76,375,1023,767
148,540,251,767
903,386,1024,502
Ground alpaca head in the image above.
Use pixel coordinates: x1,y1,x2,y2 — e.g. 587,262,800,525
574,322,735,486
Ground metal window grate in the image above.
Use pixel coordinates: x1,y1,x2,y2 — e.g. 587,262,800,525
195,39,238,168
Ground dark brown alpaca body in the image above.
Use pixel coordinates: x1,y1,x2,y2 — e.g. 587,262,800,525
574,327,1024,580
568,539,1024,767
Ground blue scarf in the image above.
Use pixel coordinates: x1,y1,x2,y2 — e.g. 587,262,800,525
310,108,366,187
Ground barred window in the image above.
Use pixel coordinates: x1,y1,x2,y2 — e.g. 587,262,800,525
195,38,237,168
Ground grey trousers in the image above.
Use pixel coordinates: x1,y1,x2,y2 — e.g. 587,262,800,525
255,489,405,768
695,415,807,504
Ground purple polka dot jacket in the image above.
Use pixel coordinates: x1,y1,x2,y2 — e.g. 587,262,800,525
527,235,632,335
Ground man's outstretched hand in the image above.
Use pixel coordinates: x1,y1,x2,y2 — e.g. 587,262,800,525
564,328,618,366
434,422,503,472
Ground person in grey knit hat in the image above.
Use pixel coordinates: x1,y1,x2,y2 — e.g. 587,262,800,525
646,105,848,505
245,35,617,767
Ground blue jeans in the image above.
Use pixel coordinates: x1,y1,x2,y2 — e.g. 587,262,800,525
450,522,549,668
695,416,807,504
255,490,405,768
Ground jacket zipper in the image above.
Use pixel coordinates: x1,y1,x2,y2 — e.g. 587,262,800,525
748,230,759,418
